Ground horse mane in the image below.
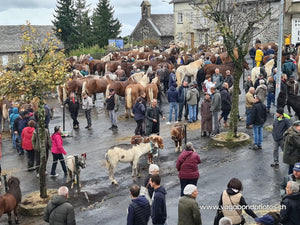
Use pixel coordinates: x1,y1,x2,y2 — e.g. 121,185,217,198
7,177,22,203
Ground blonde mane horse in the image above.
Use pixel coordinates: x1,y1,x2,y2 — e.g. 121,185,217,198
251,59,274,83
176,59,204,86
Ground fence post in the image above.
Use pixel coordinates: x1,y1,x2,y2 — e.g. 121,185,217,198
63,105,66,131
74,155,80,194
3,174,8,192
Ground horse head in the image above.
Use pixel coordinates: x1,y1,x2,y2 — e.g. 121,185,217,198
149,134,164,149
78,154,87,169
243,60,250,70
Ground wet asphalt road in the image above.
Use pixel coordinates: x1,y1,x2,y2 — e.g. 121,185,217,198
0,69,297,225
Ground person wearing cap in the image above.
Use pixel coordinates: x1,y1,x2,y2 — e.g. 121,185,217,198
280,181,300,224
63,92,80,129
201,92,212,137
219,217,232,225
283,121,300,174
82,93,93,130
250,95,267,150
167,83,179,124
255,79,267,103
271,108,291,167
254,214,274,225
254,74,266,89
186,82,200,123
266,76,276,113
280,162,300,198
144,164,160,199
105,88,118,130
219,82,231,127
282,55,295,79
178,184,202,225
286,74,299,116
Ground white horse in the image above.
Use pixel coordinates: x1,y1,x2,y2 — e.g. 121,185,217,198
251,59,274,83
66,154,86,189
1,101,10,131
176,59,204,86
105,134,164,185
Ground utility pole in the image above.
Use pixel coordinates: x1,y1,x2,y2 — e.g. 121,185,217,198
275,0,284,119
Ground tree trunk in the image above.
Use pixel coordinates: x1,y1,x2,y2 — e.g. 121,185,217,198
37,100,48,198
227,63,243,139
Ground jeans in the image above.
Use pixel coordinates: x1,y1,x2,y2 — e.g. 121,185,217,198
221,111,230,122
85,109,92,127
180,178,198,196
50,153,67,175
135,119,143,135
188,105,197,122
273,139,284,162
178,101,188,121
246,107,252,126
12,132,17,149
267,93,275,110
212,111,220,134
109,110,117,126
169,102,178,122
253,124,263,146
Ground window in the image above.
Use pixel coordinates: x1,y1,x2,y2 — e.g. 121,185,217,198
178,32,183,41
178,12,183,24
190,12,194,23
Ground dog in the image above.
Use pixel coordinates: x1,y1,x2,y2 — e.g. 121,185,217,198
66,154,86,189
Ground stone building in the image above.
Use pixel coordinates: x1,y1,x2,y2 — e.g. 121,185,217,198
170,0,282,47
285,0,300,45
0,25,64,67
131,1,174,46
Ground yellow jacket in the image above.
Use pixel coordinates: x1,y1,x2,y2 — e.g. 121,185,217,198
285,34,291,46
255,49,264,62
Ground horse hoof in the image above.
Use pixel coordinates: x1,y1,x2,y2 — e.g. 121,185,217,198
130,113,134,118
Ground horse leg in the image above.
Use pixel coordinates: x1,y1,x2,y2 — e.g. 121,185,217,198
130,108,134,118
1,116,4,131
108,165,117,185
175,141,178,152
179,139,183,152
8,212,12,225
14,206,19,224
131,163,137,182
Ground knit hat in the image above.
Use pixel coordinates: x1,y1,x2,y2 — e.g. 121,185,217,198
293,162,300,172
183,184,197,195
109,88,114,92
149,164,159,174
189,83,194,88
254,215,274,225
293,120,300,126
276,108,284,115
192,80,197,85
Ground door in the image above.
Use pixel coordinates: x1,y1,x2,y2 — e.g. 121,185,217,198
191,33,194,49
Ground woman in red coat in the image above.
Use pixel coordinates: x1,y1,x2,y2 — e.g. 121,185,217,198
21,120,36,170
176,142,201,196
50,126,67,177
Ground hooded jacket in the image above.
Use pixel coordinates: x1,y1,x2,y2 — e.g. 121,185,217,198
151,186,167,225
21,127,35,150
272,115,291,141
176,150,201,180
167,86,179,103
51,132,66,155
44,195,76,225
127,196,150,225
280,192,300,225
9,107,19,128
186,87,200,106
283,127,300,165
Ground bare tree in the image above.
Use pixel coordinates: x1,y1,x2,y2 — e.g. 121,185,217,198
191,0,272,138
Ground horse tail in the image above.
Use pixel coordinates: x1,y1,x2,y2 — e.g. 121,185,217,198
57,86,62,104
63,84,68,102
148,87,154,102
105,63,108,73
126,87,132,109
106,84,110,98
82,81,88,96
105,152,111,169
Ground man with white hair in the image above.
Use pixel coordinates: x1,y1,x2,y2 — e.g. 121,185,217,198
219,217,232,225
115,65,125,79
178,184,202,225
255,79,267,103
280,181,300,224
44,186,76,225
144,164,160,198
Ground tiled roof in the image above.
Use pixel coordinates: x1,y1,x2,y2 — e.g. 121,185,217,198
150,14,174,36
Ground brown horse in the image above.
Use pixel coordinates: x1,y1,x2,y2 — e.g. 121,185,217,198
0,176,22,224
146,77,160,104
171,124,185,153
124,74,149,118
106,72,144,97
204,61,249,78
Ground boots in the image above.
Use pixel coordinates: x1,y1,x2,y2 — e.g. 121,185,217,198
224,122,229,127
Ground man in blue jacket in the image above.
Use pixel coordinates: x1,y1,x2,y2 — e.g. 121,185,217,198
167,83,179,124
127,184,150,225
150,174,167,225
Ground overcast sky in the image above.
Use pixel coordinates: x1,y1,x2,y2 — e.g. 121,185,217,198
0,0,173,36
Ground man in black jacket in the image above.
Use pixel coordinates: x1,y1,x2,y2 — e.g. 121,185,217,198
219,83,232,127
280,181,300,224
105,89,118,130
63,92,80,129
271,108,291,167
150,174,167,225
250,96,267,150
127,185,150,225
